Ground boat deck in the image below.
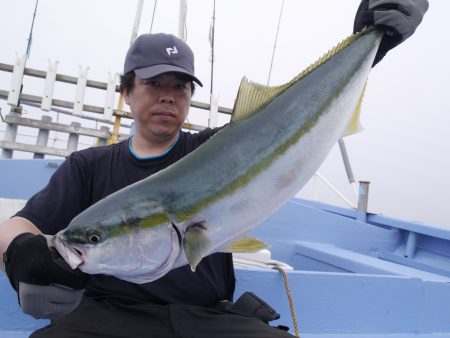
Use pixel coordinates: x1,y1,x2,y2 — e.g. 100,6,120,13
1,159,449,337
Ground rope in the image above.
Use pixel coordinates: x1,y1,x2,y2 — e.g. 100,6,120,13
273,265,300,337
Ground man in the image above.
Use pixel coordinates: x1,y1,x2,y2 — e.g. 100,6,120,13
0,1,428,336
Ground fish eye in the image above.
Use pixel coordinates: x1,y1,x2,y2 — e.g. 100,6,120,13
87,231,102,244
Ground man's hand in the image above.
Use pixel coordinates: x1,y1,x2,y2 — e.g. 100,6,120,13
3,233,90,319
354,0,429,66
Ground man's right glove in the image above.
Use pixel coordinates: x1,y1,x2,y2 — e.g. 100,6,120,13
3,233,90,319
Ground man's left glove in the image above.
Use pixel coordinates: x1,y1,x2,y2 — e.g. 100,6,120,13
354,0,429,66
3,233,90,319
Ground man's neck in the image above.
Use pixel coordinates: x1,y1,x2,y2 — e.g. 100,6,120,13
130,133,179,158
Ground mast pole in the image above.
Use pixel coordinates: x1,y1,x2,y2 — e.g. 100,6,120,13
111,0,144,144
178,0,187,40
209,0,216,97
130,0,144,44
207,0,219,128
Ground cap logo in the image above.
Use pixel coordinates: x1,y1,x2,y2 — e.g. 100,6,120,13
166,46,178,56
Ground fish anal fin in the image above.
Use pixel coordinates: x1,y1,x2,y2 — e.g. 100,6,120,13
183,222,212,272
344,81,367,137
225,235,268,253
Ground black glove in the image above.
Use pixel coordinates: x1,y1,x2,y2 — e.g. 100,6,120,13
354,0,429,66
3,233,90,319
3,233,89,292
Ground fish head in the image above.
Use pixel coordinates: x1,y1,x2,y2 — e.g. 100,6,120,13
52,201,181,283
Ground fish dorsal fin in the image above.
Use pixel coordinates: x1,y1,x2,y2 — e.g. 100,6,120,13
231,78,291,123
225,235,268,253
344,81,367,136
230,28,373,123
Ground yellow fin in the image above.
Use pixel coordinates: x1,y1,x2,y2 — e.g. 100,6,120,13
230,78,290,123
344,81,367,137
225,236,269,253
230,28,373,123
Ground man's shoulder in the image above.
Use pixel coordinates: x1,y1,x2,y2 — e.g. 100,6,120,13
70,139,127,163
179,126,225,148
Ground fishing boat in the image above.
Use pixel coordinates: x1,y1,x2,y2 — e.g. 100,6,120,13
1,163,450,337
1,1,449,337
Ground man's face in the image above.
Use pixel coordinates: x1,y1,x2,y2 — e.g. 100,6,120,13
124,72,192,143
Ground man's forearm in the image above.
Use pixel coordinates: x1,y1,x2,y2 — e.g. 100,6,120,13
0,217,42,260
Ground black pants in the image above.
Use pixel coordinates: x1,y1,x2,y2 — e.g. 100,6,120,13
30,297,295,338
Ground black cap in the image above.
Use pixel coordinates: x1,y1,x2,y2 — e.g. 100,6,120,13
124,33,203,86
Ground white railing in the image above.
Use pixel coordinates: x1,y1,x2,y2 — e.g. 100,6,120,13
0,58,361,209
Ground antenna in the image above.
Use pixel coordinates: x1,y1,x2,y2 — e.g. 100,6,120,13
267,0,285,86
15,0,40,110
149,0,158,34
25,0,40,58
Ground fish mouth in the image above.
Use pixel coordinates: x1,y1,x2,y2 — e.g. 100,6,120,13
51,235,87,270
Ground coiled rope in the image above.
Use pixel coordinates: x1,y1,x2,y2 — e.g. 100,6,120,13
273,265,300,337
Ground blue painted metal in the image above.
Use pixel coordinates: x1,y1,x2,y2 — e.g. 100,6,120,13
235,269,450,335
0,275,47,333
0,159,62,199
405,231,418,258
1,159,449,337
356,181,369,222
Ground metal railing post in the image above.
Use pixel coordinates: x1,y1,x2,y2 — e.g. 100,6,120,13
98,126,110,146
356,181,370,222
67,122,80,153
1,110,20,159
33,115,52,159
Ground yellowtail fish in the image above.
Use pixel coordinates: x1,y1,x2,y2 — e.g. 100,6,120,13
51,29,382,283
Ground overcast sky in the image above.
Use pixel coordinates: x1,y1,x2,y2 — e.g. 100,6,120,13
0,0,449,228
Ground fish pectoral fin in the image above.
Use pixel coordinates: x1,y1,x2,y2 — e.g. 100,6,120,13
183,222,212,272
343,81,367,137
225,236,269,253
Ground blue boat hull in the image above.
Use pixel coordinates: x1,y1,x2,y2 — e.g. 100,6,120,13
1,159,449,337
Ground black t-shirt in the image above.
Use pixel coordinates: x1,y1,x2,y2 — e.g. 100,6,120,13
16,127,235,307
